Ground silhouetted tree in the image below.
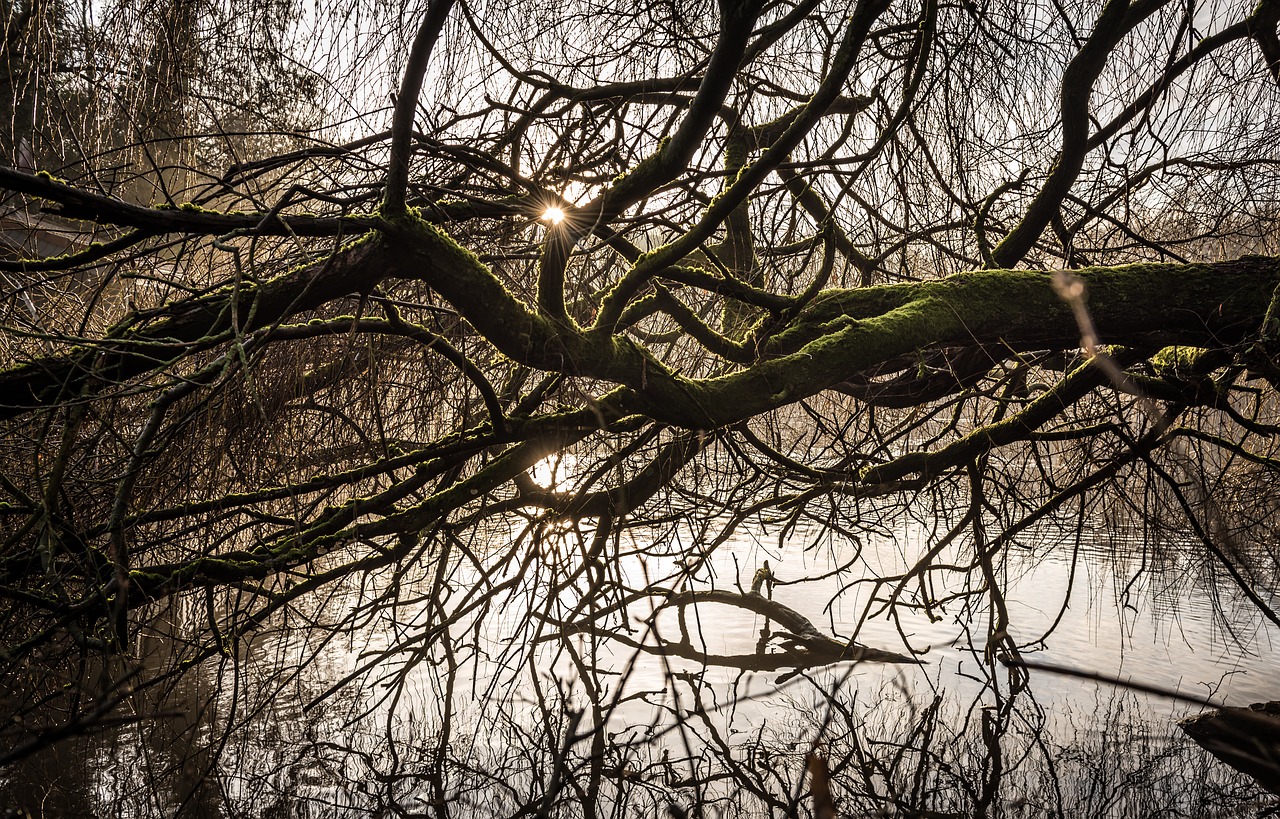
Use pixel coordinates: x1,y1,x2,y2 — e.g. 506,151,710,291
2,0,1279,814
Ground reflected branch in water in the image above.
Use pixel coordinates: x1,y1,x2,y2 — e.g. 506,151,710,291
1,0,1280,813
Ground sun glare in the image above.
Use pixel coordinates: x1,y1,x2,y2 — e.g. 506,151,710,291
529,453,577,489
542,206,565,224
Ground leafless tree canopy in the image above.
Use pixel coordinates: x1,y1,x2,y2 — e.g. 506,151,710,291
1,0,1279,813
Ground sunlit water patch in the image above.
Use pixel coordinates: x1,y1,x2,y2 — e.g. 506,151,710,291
1,512,1275,817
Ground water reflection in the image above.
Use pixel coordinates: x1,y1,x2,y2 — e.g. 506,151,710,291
1,511,1275,817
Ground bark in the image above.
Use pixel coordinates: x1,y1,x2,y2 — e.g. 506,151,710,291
2,220,1276,431
1180,701,1280,795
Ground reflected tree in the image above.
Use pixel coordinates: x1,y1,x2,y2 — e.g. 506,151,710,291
2,0,1280,814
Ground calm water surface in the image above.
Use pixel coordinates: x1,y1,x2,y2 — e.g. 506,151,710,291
2,512,1276,817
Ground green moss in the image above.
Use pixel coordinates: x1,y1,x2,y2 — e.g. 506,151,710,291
1152,345,1200,372
128,570,167,585
1150,345,1227,379
383,212,543,331
151,201,250,217
724,136,749,171
612,137,671,186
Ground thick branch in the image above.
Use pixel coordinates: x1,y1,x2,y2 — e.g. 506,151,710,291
0,167,382,236
991,0,1171,266
0,235,388,419
384,0,458,215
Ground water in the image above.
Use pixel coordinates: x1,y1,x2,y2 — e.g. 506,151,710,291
1,508,1276,817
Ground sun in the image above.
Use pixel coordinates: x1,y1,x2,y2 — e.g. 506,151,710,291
542,206,565,224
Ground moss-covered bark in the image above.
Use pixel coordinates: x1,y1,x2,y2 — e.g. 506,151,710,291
3,207,1276,433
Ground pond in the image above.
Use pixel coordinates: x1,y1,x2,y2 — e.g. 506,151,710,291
1,503,1276,818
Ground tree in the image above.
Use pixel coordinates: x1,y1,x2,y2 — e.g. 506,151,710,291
1,0,1279,814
